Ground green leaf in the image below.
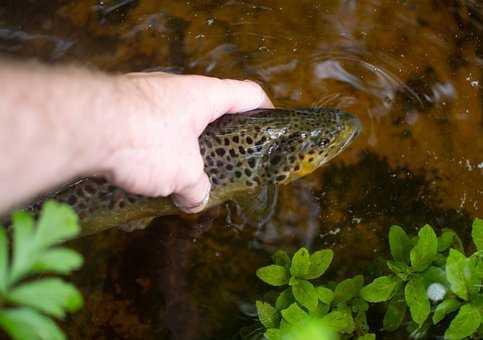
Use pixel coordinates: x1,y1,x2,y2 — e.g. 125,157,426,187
256,301,280,329
292,280,318,312
463,256,481,297
316,286,334,305
272,250,291,269
433,298,461,324
290,248,310,278
308,302,330,318
281,303,309,325
10,211,35,284
0,228,8,292
321,309,355,334
264,328,282,340
0,307,65,340
7,278,83,318
256,265,289,286
303,249,333,280
360,276,400,302
422,266,448,287
472,218,483,251
35,201,80,248
32,248,83,275
410,224,438,272
405,275,430,326
445,303,481,339
275,289,293,310
438,229,457,252
383,297,407,331
446,249,468,300
333,275,364,304
389,225,412,263
387,261,411,281
357,335,376,340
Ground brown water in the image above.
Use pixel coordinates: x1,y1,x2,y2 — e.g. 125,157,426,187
1,1,482,339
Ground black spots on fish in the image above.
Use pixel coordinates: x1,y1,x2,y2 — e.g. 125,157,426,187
224,138,230,146
210,152,215,158
232,136,239,143
255,136,267,146
247,148,254,155
308,150,316,155
321,138,330,146
308,157,314,163
298,154,305,160
238,146,246,155
289,155,296,163
283,165,290,172
244,169,252,177
205,140,213,148
235,171,242,178
294,165,300,171
270,155,282,165
245,180,254,187
206,157,214,167
215,148,225,157
209,168,218,175
229,149,237,158
248,158,256,168
200,146,206,156
275,174,287,182
246,136,253,144
216,160,223,167
215,137,222,144
212,177,219,185
225,164,234,171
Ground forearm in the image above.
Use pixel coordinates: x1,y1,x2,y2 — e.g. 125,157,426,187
0,61,119,213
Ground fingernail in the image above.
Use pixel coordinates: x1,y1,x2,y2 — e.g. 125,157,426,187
173,191,210,214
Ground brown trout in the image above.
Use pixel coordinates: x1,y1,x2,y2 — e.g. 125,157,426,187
27,108,361,236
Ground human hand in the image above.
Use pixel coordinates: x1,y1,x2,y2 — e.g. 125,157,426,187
102,72,273,213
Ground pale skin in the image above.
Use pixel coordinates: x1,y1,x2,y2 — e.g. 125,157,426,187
0,61,273,215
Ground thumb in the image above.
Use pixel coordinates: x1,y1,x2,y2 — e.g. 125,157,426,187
172,172,211,213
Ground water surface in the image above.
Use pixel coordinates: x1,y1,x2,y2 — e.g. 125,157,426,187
0,1,482,339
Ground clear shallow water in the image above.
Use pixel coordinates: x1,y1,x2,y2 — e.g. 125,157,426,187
0,1,482,339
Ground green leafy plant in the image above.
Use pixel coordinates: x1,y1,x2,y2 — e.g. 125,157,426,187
361,218,483,339
252,218,483,340
255,248,375,339
0,200,84,340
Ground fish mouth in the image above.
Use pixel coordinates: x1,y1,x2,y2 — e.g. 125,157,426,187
338,112,362,151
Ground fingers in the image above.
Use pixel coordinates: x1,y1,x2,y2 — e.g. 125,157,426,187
172,172,211,213
209,79,273,119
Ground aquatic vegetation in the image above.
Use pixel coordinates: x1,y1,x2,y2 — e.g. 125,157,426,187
0,201,84,340
254,218,483,339
255,248,374,339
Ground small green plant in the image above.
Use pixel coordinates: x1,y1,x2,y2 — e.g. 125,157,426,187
253,218,483,339
255,247,375,339
0,200,84,340
361,218,483,339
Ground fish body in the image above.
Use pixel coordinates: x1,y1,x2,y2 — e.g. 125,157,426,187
28,108,361,235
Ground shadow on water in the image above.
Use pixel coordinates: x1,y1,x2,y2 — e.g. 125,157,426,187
0,0,482,339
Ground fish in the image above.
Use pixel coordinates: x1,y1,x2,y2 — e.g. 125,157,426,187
26,108,361,236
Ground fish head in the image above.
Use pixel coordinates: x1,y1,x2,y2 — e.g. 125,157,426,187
265,107,362,184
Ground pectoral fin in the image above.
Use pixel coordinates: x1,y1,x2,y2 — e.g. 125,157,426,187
226,184,279,228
